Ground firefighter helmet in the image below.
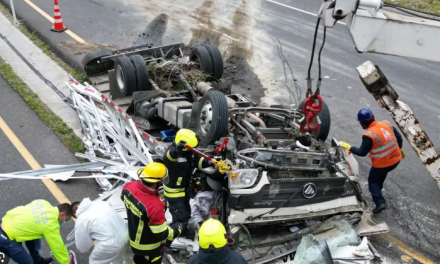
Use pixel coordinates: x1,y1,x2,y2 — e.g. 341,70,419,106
198,218,227,249
138,162,168,183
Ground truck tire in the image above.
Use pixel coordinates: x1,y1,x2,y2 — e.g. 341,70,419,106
197,90,229,145
129,55,151,91
298,99,331,141
81,49,113,72
204,45,224,80
190,46,213,76
115,56,136,96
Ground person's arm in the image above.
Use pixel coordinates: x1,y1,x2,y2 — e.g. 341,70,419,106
393,127,403,148
74,218,94,253
349,136,373,157
164,145,179,163
148,205,183,242
194,153,210,169
44,228,69,264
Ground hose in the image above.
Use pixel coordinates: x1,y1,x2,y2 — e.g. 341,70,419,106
239,224,274,263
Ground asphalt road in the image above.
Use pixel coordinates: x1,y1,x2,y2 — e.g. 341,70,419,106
0,74,99,263
1,0,440,263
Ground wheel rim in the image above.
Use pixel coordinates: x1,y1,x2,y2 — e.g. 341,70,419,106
193,55,202,69
199,101,213,136
116,65,125,91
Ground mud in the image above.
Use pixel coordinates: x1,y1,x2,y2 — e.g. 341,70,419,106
188,1,265,104
60,41,119,53
223,57,265,105
134,13,169,47
189,0,253,60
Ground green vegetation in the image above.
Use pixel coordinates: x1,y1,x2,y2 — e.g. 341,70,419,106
384,0,440,15
0,58,85,153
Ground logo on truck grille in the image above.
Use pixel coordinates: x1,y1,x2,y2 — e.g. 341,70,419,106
303,183,317,199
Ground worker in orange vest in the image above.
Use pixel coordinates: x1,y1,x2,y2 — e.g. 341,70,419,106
339,109,405,214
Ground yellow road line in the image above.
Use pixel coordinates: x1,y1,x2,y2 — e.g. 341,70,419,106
380,233,436,264
0,116,71,204
23,0,86,43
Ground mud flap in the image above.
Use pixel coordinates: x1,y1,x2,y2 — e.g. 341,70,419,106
185,102,200,130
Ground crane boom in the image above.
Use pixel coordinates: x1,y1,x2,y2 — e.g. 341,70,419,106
316,0,440,190
320,0,440,62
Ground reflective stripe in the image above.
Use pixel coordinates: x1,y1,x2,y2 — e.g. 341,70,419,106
364,131,382,148
150,222,168,233
383,120,393,130
135,220,144,243
54,19,63,23
54,12,61,16
164,191,185,198
176,177,182,186
167,226,174,241
370,144,400,158
163,185,185,193
370,138,397,154
198,158,204,169
54,5,59,8
130,240,162,250
167,151,177,162
152,256,162,262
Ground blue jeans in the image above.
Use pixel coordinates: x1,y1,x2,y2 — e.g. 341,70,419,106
368,162,400,206
0,220,42,264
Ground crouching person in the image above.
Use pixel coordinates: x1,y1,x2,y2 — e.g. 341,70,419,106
187,219,247,264
72,198,128,264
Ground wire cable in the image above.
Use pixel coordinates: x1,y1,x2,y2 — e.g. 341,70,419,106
307,18,321,80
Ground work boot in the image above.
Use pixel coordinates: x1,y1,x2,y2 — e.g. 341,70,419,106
372,204,386,214
41,258,54,264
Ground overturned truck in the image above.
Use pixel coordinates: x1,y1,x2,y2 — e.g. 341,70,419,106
59,43,388,263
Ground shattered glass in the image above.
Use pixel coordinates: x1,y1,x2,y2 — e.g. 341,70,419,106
293,220,362,264
292,235,333,264
326,220,361,253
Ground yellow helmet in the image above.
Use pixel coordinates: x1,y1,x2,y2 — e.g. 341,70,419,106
198,218,227,249
137,162,168,183
175,129,198,149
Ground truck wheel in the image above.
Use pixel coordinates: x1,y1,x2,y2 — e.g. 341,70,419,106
190,46,213,76
298,99,331,141
115,57,137,96
204,45,224,80
129,55,151,91
81,49,113,72
197,90,229,145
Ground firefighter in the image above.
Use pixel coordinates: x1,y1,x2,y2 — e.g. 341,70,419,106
339,108,404,214
187,218,247,264
122,162,186,264
163,129,211,229
0,200,74,264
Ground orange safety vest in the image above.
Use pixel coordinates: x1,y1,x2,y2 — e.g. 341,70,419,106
363,120,402,168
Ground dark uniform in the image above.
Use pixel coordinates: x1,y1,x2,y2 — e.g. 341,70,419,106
122,180,183,264
187,247,248,264
163,142,210,224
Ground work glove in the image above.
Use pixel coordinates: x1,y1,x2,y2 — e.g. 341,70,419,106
400,149,406,159
339,141,352,151
176,140,187,153
209,159,218,167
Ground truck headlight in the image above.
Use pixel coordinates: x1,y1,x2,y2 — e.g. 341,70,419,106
228,169,259,189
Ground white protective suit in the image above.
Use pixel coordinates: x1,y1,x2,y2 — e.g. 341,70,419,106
75,198,129,264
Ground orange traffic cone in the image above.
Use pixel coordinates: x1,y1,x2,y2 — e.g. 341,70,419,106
51,0,67,32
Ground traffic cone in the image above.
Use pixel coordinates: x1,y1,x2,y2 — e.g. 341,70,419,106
51,0,68,32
